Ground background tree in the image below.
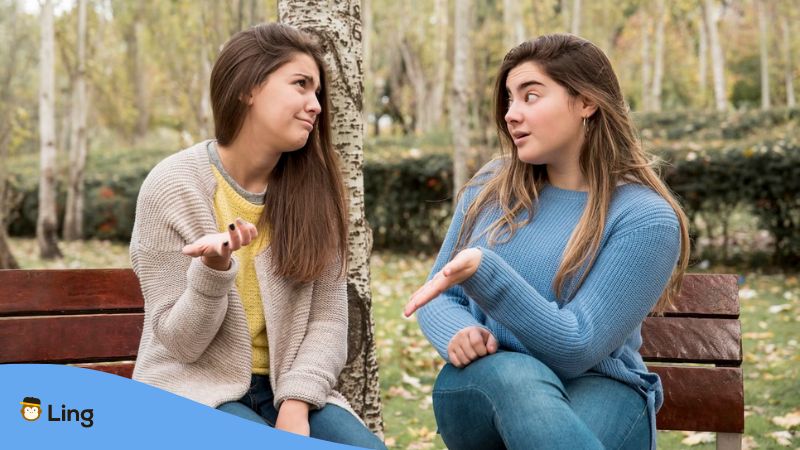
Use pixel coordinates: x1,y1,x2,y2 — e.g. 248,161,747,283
451,0,471,194
63,0,89,240
279,0,384,435
37,0,62,259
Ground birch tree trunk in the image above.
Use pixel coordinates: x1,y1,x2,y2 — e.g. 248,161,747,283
503,0,526,49
452,0,470,196
427,0,448,130
703,0,727,111
398,39,429,135
571,0,581,36
641,16,652,111
757,0,771,109
64,0,89,241
125,4,148,141
781,15,796,107
0,1,20,269
650,0,665,112
38,0,62,259
650,0,666,111
0,127,19,268
279,0,383,435
698,8,708,107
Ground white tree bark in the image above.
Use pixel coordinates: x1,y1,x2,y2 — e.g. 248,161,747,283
64,0,89,241
757,0,771,109
571,0,581,35
781,15,796,107
503,0,526,49
650,0,665,111
698,7,708,107
641,15,652,111
37,0,62,259
0,0,21,269
278,0,383,435
427,0,448,130
703,0,727,111
452,0,471,195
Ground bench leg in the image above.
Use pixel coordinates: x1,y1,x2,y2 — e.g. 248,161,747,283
716,433,742,450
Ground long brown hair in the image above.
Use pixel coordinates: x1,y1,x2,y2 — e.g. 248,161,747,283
455,34,689,312
210,23,347,283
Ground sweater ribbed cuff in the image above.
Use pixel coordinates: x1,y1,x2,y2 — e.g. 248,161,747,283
186,256,239,298
274,372,329,410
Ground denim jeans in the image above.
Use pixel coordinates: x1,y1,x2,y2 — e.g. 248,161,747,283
432,352,650,450
217,375,386,450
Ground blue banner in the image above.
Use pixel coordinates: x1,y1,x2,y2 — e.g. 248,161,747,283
1,364,362,449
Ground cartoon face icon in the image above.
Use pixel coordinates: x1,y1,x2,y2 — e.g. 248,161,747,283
20,397,42,421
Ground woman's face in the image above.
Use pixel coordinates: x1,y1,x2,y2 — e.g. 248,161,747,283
246,53,322,153
503,61,587,168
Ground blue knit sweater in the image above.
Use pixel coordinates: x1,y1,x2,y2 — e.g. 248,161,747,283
417,168,681,449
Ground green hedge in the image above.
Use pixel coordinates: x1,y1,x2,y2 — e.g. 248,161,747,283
634,107,800,141
6,139,799,266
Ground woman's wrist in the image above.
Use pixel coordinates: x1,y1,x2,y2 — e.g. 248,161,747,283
280,399,311,414
201,254,231,271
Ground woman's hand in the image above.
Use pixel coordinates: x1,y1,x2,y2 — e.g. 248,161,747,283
275,399,311,436
448,326,498,368
181,218,258,270
404,248,483,317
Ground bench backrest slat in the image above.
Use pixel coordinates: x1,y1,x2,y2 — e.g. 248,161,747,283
657,274,739,318
640,317,742,365
0,269,143,315
0,314,143,364
651,365,744,432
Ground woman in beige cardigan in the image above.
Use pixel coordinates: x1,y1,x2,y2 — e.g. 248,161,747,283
130,23,385,449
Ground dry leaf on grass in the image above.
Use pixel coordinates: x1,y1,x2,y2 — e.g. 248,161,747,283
773,411,800,429
681,431,715,445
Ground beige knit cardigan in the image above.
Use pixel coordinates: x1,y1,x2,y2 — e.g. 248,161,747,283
130,141,355,418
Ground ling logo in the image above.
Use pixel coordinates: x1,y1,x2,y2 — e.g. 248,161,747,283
20,397,42,421
19,396,94,428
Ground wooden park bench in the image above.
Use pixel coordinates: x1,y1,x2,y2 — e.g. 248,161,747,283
0,270,743,449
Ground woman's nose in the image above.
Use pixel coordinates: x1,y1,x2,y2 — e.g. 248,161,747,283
307,94,321,115
505,101,520,124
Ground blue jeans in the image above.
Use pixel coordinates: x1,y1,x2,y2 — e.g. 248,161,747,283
217,375,386,450
432,352,650,450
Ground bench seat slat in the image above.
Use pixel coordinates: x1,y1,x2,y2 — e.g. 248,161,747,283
0,314,143,363
651,365,744,433
0,269,143,315
641,317,742,365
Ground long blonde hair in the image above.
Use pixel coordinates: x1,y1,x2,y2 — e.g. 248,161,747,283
454,34,689,312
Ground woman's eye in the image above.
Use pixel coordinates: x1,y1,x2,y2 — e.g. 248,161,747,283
296,79,306,87
526,92,538,102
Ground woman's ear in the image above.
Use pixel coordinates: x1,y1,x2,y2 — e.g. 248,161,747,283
580,96,598,118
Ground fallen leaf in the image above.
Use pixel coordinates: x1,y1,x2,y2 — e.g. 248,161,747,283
769,304,792,314
402,372,422,389
741,435,760,449
768,430,793,446
773,411,800,429
681,431,715,445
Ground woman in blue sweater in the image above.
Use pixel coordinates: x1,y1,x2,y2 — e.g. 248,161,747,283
404,34,690,449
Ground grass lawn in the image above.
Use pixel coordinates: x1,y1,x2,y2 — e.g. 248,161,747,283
8,238,799,448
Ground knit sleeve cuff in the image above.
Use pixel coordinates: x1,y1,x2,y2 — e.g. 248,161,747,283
461,247,510,309
186,256,239,298
273,372,330,411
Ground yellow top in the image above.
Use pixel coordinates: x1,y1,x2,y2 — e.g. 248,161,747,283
211,165,270,374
